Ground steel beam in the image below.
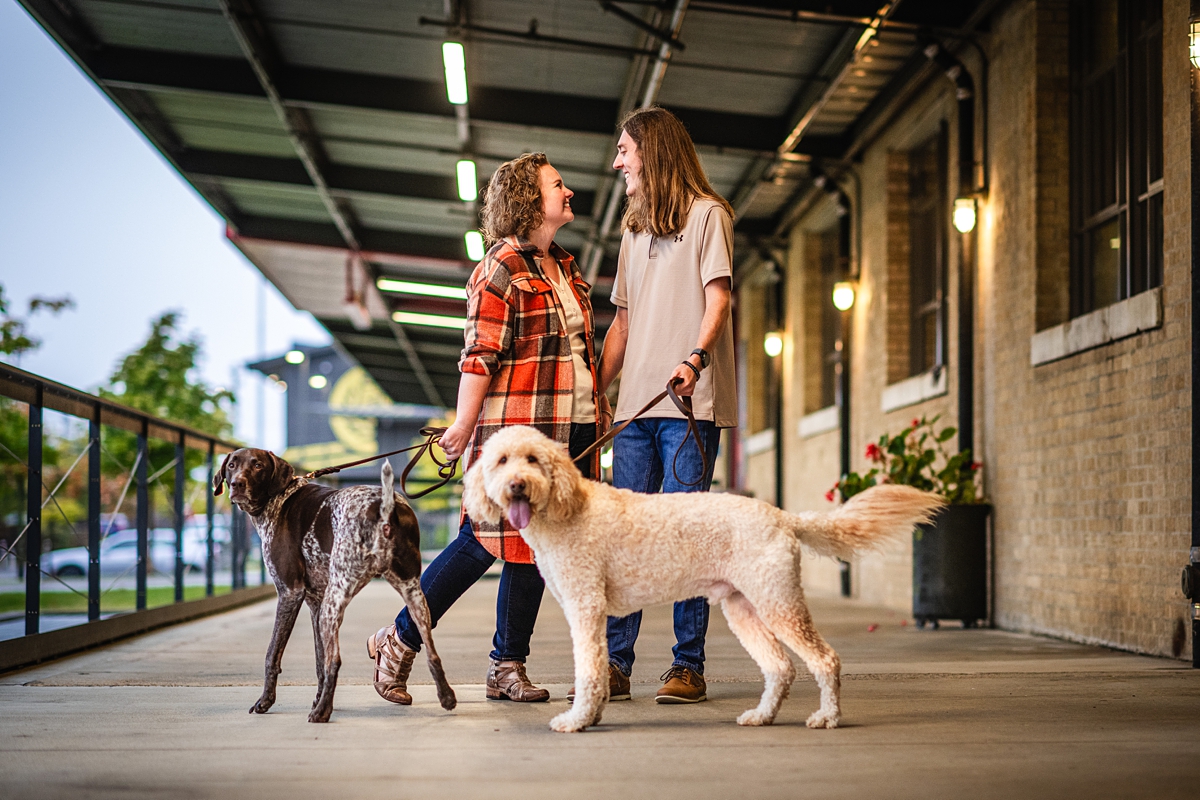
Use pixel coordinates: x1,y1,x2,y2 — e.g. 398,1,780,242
214,0,361,251
173,433,185,604
136,420,148,612
88,403,100,622
88,44,823,153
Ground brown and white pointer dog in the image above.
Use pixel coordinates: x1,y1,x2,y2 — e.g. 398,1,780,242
214,448,456,722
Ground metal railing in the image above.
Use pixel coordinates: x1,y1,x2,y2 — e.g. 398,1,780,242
0,362,254,637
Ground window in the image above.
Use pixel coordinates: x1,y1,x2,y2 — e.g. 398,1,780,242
1070,0,1162,316
908,129,947,377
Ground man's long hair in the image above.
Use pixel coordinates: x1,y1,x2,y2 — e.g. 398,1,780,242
619,107,734,237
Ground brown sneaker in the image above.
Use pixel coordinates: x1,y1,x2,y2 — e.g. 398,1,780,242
655,666,706,704
367,624,416,705
486,659,550,702
567,663,631,703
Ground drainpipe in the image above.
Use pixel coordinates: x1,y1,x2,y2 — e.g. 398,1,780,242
1186,2,1200,668
923,41,979,458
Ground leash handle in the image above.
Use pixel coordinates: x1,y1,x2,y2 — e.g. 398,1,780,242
305,426,459,499
573,379,708,487
399,426,460,499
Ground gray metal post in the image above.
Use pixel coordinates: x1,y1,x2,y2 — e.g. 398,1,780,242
88,403,101,621
136,419,149,610
25,385,43,636
206,443,215,597
173,432,185,603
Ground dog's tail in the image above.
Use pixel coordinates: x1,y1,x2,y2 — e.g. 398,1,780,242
792,484,945,561
379,459,395,535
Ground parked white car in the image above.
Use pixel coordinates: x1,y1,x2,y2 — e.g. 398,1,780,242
43,526,226,578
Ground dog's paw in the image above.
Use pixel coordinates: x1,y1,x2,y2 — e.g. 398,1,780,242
549,710,591,733
736,708,775,727
805,709,840,729
438,687,457,711
249,696,275,714
308,707,332,723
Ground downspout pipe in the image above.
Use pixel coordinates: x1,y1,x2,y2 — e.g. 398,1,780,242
923,40,978,458
1186,1,1200,668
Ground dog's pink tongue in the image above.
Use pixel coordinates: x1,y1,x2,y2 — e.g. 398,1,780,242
507,498,532,530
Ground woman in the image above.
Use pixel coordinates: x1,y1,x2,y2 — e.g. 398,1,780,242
368,153,604,703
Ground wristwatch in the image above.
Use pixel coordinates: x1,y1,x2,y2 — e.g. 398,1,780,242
690,348,710,369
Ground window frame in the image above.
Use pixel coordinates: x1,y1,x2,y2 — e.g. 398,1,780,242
1069,0,1163,317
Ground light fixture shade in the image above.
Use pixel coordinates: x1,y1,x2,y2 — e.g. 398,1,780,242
284,349,305,364
456,160,478,202
464,230,486,261
308,374,328,390
832,281,855,311
1192,20,1200,69
442,42,468,104
953,197,977,233
763,331,783,358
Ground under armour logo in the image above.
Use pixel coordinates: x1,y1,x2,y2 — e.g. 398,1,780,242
673,234,684,242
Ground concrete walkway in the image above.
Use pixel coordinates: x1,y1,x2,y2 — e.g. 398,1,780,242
2,578,1197,799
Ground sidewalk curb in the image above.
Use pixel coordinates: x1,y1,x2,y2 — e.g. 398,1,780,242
0,585,277,674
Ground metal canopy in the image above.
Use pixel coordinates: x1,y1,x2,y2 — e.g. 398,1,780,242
20,0,990,407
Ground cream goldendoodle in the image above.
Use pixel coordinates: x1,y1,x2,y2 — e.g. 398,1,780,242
463,426,944,733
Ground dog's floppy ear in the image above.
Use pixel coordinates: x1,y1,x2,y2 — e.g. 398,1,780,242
462,460,503,525
212,454,230,497
267,452,296,496
545,441,586,523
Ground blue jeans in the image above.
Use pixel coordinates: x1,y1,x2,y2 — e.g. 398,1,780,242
606,417,722,677
395,422,596,662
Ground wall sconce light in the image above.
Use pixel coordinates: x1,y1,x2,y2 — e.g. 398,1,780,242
1191,20,1200,69
464,230,486,261
832,281,856,312
284,349,305,365
764,331,783,358
953,197,977,233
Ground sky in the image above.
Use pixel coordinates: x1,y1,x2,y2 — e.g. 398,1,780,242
0,0,330,451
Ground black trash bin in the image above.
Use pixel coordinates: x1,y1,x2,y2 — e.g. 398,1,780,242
912,503,991,629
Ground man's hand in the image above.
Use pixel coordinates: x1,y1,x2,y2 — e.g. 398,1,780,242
598,394,613,436
439,421,474,461
669,355,702,397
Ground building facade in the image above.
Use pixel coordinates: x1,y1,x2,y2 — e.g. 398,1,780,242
738,0,1191,658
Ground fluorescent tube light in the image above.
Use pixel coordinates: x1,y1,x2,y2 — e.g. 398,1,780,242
393,311,467,330
456,159,478,202
442,42,468,104
376,278,468,300
464,230,486,261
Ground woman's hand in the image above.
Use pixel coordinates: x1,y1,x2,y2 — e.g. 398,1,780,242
439,421,475,461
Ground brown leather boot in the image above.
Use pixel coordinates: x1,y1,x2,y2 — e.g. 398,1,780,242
567,663,631,703
486,659,550,702
655,666,707,704
367,624,416,705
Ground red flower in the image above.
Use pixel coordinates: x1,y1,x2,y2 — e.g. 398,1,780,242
865,442,882,462
825,487,837,503
911,418,921,429
969,461,982,471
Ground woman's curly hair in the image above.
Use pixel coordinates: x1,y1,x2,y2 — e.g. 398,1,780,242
480,152,549,244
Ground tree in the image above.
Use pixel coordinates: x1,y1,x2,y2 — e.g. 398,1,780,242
0,283,74,564
97,313,236,518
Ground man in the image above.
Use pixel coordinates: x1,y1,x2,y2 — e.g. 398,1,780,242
593,106,737,704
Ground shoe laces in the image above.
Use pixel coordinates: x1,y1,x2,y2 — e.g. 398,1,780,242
659,666,696,685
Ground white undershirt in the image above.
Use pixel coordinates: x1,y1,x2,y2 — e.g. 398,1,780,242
545,264,596,423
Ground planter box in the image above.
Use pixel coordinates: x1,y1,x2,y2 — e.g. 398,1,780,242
912,503,991,629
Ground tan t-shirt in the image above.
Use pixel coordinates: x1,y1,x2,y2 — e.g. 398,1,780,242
610,197,737,427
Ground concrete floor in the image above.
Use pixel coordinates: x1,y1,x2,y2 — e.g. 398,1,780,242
2,578,1197,799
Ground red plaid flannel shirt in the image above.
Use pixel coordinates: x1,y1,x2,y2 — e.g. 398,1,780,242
460,237,600,563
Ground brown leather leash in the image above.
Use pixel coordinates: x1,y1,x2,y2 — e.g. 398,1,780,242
304,426,459,499
303,379,708,496
573,378,708,487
